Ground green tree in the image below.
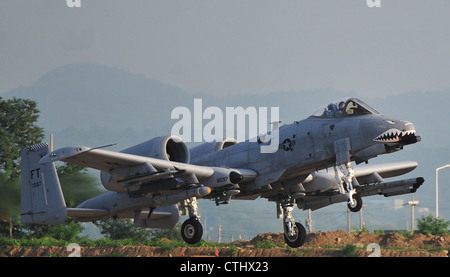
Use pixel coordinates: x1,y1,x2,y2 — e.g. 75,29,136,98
151,223,182,240
26,217,83,241
0,176,21,238
0,97,44,237
417,215,449,236
0,97,44,178
96,218,152,241
0,175,20,219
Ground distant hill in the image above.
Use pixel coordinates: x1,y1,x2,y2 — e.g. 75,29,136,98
3,63,193,148
2,63,449,238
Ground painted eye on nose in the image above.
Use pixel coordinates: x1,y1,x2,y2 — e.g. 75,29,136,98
385,120,395,125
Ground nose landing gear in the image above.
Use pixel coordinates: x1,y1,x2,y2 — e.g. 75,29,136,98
335,162,363,213
347,193,363,212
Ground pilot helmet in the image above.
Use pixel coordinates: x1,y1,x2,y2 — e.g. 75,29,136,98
328,103,337,111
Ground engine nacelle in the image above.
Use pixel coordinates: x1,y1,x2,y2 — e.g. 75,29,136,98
100,135,190,192
190,138,238,165
122,135,190,163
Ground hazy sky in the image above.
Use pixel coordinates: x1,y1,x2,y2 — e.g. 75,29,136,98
1,0,450,98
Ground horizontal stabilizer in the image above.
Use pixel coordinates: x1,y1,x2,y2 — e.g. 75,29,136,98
67,208,109,219
67,205,175,223
136,210,174,220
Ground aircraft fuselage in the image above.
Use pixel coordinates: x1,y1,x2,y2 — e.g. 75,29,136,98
191,113,419,190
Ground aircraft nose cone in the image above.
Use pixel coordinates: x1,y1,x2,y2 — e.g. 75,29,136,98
373,120,420,145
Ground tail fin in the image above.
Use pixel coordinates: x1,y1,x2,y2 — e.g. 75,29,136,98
20,143,67,224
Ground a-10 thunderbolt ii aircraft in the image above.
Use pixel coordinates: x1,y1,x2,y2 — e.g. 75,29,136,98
21,97,423,247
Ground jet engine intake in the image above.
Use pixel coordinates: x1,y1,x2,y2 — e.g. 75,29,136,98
121,135,190,163
189,138,238,165
101,135,190,192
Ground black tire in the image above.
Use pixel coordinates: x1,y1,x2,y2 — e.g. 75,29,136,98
347,194,363,212
284,222,307,248
181,217,203,244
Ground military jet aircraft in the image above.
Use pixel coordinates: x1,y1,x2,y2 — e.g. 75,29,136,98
21,97,423,247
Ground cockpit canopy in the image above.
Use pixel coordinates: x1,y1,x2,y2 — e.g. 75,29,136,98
311,98,381,118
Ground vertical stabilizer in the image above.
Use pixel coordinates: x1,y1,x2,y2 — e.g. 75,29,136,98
21,143,67,224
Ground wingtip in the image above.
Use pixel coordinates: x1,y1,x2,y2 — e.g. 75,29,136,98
39,146,90,164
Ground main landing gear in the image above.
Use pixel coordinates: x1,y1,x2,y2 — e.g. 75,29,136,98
180,197,203,244
278,199,307,248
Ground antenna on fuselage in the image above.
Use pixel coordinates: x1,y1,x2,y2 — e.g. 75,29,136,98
50,134,54,152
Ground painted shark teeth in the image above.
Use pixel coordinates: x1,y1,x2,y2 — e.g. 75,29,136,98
373,128,417,143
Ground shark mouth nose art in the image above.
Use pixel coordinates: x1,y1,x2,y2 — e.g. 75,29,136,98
374,128,419,143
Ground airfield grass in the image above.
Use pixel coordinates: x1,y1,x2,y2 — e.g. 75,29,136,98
2,231,449,253
0,236,229,249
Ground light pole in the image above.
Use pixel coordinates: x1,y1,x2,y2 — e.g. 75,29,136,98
436,164,450,218
407,194,419,232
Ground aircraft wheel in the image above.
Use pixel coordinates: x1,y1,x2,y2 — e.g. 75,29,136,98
284,222,306,248
348,194,363,212
181,217,203,244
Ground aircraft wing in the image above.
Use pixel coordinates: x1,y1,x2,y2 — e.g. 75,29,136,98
40,146,213,177
291,161,423,211
298,176,424,211
353,161,418,184
39,146,256,193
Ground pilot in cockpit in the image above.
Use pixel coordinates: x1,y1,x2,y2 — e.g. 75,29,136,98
336,101,346,117
315,98,379,119
325,103,337,117
325,101,346,118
